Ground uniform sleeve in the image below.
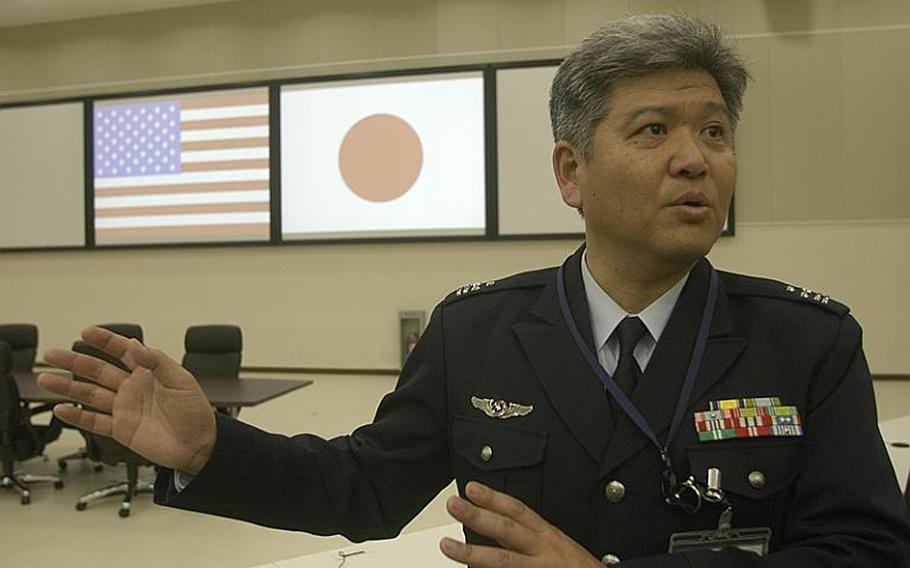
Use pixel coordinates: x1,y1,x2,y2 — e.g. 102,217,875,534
618,314,910,568
153,305,454,542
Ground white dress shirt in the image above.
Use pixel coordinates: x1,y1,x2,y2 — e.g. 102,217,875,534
581,251,689,375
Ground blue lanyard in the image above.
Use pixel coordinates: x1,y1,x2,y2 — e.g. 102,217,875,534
556,259,718,464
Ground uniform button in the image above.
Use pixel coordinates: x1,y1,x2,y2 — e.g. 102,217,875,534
479,445,493,462
604,480,626,503
602,553,621,564
748,470,766,489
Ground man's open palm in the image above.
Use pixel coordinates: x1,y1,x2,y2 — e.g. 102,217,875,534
38,326,216,475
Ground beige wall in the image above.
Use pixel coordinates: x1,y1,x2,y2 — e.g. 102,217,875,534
1,0,909,375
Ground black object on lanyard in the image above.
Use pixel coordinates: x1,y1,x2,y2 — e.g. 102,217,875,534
556,258,719,513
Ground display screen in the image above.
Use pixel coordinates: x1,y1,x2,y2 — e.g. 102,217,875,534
280,72,486,240
0,103,85,249
92,87,270,245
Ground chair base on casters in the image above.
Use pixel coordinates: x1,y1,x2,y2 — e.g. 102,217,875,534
1,472,64,504
75,478,154,517
57,447,103,472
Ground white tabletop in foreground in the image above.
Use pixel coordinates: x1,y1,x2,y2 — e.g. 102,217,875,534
250,523,463,568
879,414,910,490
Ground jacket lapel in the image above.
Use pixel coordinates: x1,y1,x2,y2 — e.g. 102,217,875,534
600,259,747,476
513,246,615,465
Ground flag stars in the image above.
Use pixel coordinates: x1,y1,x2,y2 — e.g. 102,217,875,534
95,101,182,179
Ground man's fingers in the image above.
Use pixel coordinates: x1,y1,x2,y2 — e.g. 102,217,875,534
465,482,549,533
446,494,537,554
439,537,530,568
37,374,115,413
128,340,193,389
52,404,114,438
43,348,129,392
82,326,138,370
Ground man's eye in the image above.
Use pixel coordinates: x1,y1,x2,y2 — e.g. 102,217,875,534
705,125,724,138
641,124,667,136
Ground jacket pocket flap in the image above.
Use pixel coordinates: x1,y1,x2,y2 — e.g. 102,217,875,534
687,440,802,500
452,416,547,472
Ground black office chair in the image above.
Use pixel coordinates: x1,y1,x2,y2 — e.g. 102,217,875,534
0,341,64,504
0,324,39,371
70,339,154,517
58,323,144,472
905,468,910,515
182,324,243,416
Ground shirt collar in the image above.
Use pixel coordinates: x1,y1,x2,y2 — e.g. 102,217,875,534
581,250,689,350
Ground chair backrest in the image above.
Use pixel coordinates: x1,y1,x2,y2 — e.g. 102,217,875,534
97,323,144,343
182,325,242,379
0,341,22,436
0,341,41,461
0,324,38,372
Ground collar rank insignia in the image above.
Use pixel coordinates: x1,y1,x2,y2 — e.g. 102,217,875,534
471,396,533,419
785,285,830,305
694,397,803,442
455,280,497,297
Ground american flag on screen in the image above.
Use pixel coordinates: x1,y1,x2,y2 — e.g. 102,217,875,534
93,88,270,244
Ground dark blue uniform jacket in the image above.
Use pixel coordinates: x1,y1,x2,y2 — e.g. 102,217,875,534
156,247,910,566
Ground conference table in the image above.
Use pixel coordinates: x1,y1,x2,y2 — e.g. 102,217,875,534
14,371,313,408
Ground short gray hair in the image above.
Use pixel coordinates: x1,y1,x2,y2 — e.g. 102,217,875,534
550,13,750,159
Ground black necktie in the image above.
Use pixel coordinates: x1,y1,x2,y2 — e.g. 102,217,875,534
613,316,648,397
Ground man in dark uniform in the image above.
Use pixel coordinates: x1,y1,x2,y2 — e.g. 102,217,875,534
39,13,910,567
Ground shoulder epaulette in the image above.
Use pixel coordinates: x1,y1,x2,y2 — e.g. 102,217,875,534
720,271,849,316
443,267,553,305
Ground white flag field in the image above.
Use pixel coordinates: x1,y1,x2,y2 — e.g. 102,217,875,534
280,73,487,240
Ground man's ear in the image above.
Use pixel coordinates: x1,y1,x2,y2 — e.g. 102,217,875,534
553,141,583,211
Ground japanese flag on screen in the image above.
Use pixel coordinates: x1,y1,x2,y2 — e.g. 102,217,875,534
280,73,486,238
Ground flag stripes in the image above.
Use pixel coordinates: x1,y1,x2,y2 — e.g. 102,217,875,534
93,87,270,244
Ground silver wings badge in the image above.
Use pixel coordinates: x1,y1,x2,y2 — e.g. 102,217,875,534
471,396,533,419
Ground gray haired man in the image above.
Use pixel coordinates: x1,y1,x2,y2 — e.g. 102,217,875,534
40,13,910,567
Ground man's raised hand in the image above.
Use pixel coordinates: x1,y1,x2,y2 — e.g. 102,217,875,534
37,326,216,475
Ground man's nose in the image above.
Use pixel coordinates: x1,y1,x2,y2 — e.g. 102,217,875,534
668,131,707,179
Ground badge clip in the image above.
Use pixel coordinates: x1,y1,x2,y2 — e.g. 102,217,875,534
667,467,773,556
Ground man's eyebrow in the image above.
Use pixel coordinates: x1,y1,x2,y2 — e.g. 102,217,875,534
620,101,731,127
621,105,675,127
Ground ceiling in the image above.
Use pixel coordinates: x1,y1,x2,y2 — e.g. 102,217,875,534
0,0,241,28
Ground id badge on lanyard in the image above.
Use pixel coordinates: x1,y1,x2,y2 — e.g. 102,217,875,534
668,503,772,555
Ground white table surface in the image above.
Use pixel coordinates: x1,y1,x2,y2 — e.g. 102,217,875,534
879,413,910,491
249,523,463,568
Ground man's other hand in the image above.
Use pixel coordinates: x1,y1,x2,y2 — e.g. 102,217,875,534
441,481,603,567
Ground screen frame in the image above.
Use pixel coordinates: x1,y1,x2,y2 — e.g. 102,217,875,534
0,58,734,253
